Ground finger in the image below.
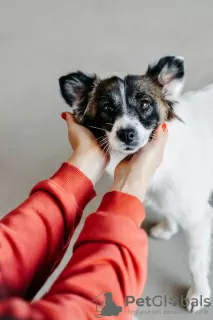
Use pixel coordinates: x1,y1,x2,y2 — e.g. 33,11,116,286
65,112,76,126
114,156,130,175
61,112,77,136
61,111,75,122
152,123,168,146
118,154,133,166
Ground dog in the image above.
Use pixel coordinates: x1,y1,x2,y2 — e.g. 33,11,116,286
59,56,213,313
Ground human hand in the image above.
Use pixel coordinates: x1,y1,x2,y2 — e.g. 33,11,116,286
61,112,109,184
110,124,168,201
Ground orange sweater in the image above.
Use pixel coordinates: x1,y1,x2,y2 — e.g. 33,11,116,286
0,163,147,319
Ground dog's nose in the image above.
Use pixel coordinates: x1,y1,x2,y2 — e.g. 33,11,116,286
117,128,136,145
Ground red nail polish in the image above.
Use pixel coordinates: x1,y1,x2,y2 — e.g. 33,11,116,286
61,112,67,120
162,123,167,131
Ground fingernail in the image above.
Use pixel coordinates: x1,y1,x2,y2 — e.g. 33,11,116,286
61,112,67,120
162,123,167,131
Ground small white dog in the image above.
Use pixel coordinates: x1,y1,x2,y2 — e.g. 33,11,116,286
59,56,213,313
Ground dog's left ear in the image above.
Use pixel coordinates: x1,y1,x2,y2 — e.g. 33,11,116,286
146,56,184,100
59,71,97,114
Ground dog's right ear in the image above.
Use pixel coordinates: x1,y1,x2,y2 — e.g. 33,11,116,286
146,56,184,101
59,71,97,113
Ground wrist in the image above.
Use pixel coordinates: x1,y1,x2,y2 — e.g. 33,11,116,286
110,178,148,202
68,150,109,185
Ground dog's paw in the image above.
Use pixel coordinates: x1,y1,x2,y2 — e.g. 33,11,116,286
149,221,178,240
186,286,211,313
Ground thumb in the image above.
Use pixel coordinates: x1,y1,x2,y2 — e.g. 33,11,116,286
151,123,168,146
61,112,76,129
116,154,133,167
66,112,76,129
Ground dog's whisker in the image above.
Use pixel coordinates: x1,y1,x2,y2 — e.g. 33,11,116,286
106,143,111,156
99,137,108,143
102,139,110,153
97,135,108,143
96,136,107,142
88,125,107,132
99,139,109,149
99,140,107,148
97,135,108,146
103,144,110,157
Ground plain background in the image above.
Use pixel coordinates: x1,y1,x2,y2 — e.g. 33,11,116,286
1,1,213,319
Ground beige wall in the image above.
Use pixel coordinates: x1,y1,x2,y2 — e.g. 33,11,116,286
1,1,213,317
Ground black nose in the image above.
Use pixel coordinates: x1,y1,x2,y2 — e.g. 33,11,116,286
117,128,136,145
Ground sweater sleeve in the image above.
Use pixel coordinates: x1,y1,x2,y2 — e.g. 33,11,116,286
0,163,96,300
0,192,147,320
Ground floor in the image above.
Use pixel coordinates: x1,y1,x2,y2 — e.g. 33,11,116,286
1,0,213,319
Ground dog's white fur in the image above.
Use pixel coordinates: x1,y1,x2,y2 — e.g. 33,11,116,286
108,115,152,153
106,84,213,313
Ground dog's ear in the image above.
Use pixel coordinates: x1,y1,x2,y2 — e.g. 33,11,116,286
59,71,97,114
146,56,184,100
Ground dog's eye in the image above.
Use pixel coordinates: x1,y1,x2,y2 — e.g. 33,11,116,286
141,100,150,108
102,104,114,113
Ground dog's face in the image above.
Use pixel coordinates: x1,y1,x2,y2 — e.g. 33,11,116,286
59,56,184,154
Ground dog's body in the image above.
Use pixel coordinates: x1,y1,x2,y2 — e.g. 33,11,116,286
59,56,213,312
106,85,213,312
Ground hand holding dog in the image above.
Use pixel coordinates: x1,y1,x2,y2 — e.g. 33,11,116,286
62,112,168,201
62,112,110,184
110,124,168,201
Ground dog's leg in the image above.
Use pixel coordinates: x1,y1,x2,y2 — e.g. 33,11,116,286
150,217,179,240
184,215,212,313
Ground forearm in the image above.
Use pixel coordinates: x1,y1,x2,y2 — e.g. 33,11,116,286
0,192,147,320
30,192,147,320
0,163,95,299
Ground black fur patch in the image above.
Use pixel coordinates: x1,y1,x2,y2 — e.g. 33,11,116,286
83,76,124,138
124,75,160,129
94,76,124,118
59,71,97,114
